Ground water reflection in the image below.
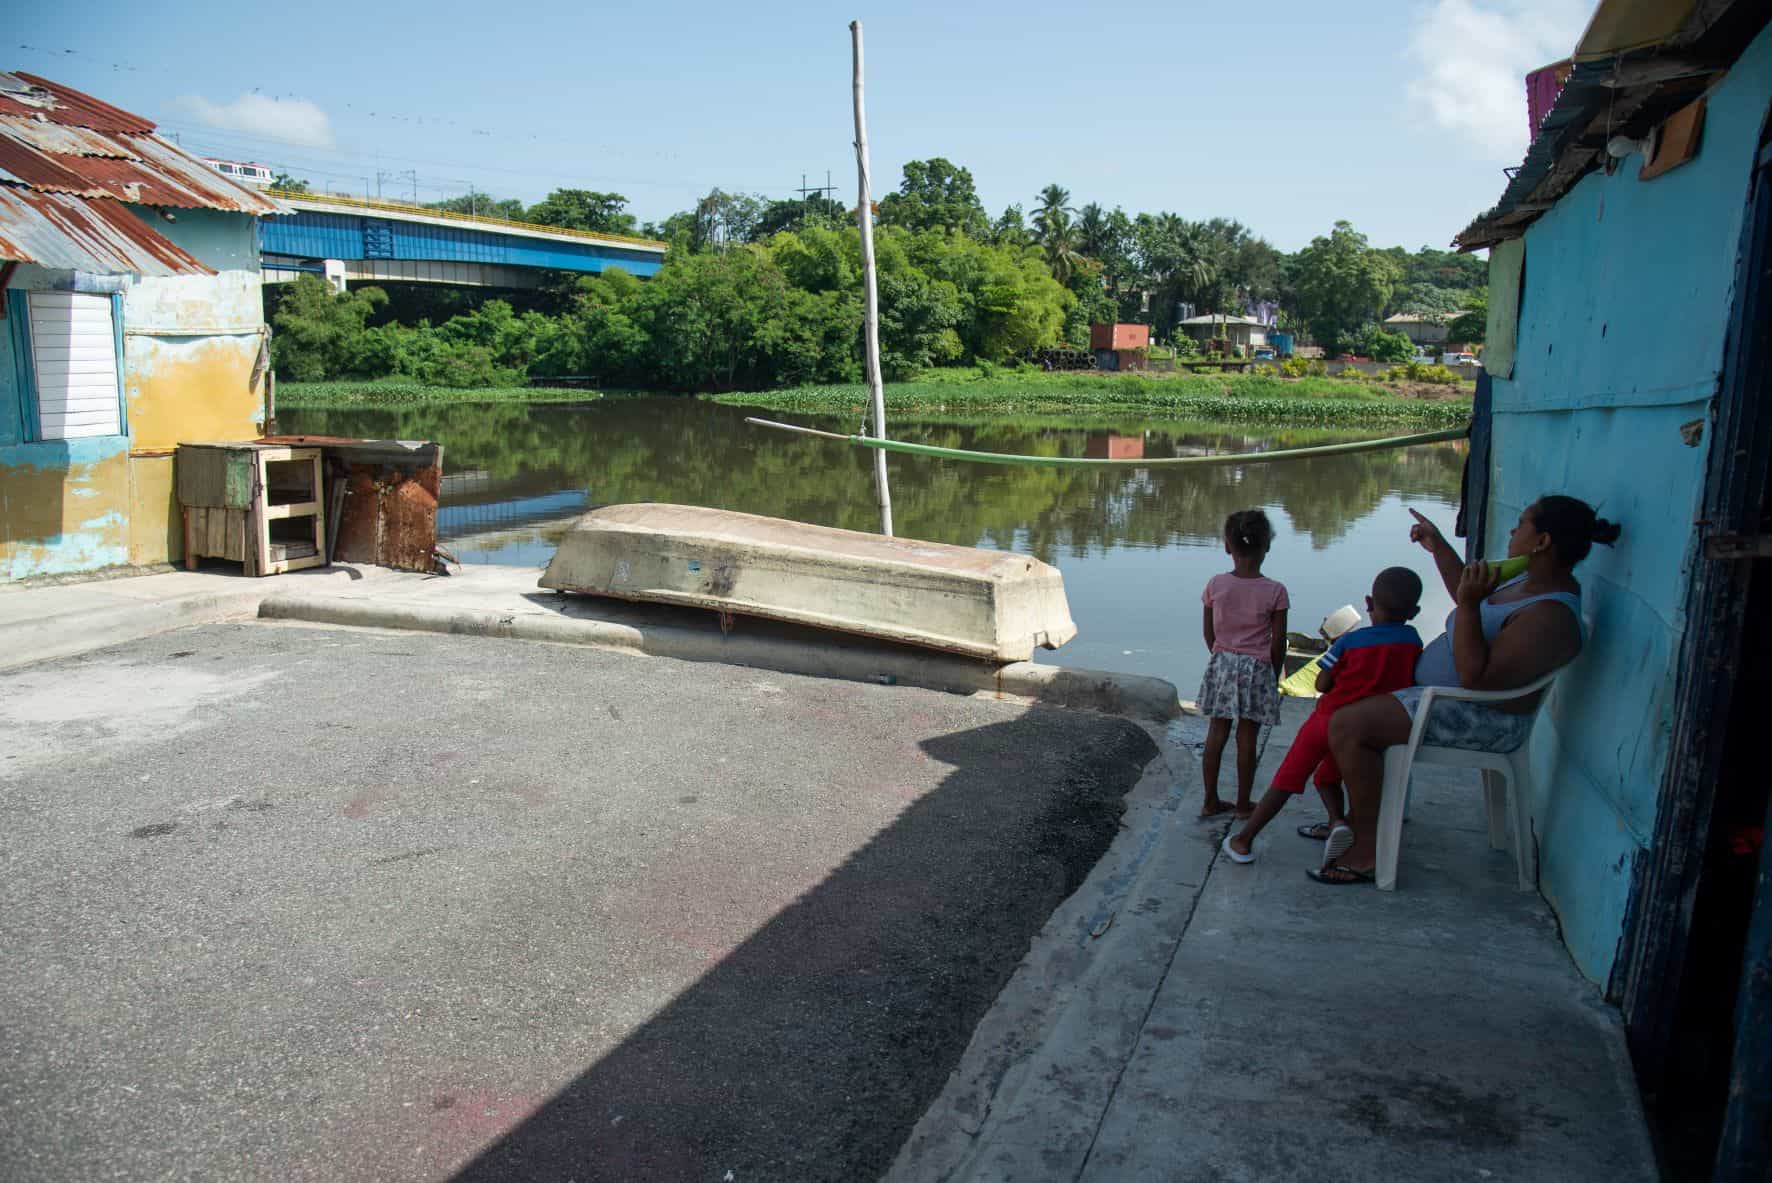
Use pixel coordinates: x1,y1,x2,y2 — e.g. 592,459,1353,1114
283,396,1466,689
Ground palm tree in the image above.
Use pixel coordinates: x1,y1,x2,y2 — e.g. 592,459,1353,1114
1076,203,1110,258
1032,184,1074,244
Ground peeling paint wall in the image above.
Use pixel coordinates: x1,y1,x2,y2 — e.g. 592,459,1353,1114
1490,24,1772,984
1,207,265,580
0,438,131,580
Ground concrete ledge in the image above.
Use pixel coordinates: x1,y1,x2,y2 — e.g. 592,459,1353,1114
257,591,1180,722
887,724,1212,1180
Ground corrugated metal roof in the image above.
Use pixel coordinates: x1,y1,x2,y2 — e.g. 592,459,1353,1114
0,188,211,275
0,73,155,134
0,71,281,274
0,116,138,158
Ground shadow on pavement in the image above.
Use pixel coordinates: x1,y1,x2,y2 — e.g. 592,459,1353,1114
450,710,1157,1181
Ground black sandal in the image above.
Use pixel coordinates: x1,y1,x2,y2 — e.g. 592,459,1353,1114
1305,863,1375,886
1296,822,1332,841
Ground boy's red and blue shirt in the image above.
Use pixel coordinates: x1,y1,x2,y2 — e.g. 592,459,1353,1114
1316,622,1423,709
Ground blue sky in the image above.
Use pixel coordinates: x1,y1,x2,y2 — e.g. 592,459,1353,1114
18,0,1591,251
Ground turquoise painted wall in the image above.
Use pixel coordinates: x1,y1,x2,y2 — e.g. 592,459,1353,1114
1490,23,1772,984
0,296,20,447
125,206,260,272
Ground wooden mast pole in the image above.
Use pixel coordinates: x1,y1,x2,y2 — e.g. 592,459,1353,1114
850,20,894,537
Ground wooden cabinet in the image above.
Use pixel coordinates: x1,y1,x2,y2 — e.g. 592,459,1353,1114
177,443,327,576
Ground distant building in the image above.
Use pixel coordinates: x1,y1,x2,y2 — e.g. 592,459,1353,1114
1089,322,1150,371
1175,313,1269,352
0,72,282,581
1383,310,1463,348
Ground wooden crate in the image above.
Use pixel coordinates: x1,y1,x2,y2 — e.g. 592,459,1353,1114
178,443,326,576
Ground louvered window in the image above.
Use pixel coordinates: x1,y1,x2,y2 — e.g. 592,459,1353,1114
27,291,121,439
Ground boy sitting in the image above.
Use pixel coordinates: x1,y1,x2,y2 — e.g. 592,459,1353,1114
1221,566,1424,865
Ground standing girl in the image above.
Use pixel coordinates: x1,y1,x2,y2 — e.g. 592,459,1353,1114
1196,509,1289,819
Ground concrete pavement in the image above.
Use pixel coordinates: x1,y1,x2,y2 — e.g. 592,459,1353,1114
0,622,1156,1181
892,699,1660,1182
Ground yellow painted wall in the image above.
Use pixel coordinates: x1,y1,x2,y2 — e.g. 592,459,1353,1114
124,335,263,453
128,453,180,566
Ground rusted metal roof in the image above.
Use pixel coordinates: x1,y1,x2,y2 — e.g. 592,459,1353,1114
0,72,155,134
0,71,280,274
0,187,211,276
0,115,136,159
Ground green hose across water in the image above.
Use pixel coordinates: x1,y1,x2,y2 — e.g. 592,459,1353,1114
743,417,1468,468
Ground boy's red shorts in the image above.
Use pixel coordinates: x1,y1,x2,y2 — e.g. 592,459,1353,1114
1272,706,1341,793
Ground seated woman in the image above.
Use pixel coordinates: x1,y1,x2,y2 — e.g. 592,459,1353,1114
1313,495,1621,885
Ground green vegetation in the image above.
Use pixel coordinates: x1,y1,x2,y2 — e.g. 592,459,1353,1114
1380,361,1465,385
267,157,1486,397
277,379,627,408
284,367,1470,427
711,371,1470,428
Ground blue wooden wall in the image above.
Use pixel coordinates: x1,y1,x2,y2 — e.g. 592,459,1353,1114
1491,22,1772,983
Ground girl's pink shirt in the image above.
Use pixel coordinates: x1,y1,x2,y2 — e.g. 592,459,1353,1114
1202,572,1290,659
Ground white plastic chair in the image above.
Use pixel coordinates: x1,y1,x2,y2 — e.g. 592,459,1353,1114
1374,669,1562,892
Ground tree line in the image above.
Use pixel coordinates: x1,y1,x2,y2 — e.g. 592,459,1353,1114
268,158,1487,389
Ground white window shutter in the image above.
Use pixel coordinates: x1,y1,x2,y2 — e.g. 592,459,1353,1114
28,291,121,440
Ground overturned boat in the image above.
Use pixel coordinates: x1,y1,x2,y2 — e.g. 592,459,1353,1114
539,504,1078,662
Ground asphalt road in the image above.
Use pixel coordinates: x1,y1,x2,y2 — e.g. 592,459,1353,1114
0,622,1156,1181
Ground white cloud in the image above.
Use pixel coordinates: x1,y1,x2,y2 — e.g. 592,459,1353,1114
172,92,335,149
1405,0,1592,160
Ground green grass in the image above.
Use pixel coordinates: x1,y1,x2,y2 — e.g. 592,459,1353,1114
277,379,644,409
710,371,1472,428
281,370,1473,428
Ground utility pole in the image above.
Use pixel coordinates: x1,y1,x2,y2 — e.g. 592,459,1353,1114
795,172,837,202
849,21,892,537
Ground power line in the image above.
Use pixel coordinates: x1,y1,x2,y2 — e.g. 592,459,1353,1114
159,119,779,195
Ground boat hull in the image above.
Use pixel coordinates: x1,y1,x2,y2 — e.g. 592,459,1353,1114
538,504,1078,662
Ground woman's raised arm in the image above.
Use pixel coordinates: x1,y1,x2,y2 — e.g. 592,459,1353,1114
1409,509,1464,599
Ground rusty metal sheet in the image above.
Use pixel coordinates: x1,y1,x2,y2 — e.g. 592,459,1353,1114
125,135,282,214
0,128,281,213
0,73,155,134
0,132,102,195
329,461,442,573
0,188,211,275
0,116,139,159
0,76,281,216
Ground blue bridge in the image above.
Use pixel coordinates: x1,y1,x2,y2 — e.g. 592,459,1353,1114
259,193,666,290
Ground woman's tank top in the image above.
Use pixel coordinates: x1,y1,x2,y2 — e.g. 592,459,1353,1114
1412,576,1584,688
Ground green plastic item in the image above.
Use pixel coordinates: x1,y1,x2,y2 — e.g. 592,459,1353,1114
1489,554,1530,581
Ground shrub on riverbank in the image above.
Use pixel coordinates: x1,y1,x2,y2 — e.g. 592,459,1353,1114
282,369,1471,426
277,380,620,408
711,370,1471,427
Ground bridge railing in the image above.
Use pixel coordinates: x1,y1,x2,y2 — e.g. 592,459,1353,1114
264,189,669,252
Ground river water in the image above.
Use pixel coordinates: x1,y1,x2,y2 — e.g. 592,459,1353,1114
283,396,1466,694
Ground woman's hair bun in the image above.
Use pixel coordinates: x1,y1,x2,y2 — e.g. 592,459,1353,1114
1591,517,1622,546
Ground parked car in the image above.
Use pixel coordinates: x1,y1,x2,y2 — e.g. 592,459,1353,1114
1336,353,1372,363
1253,347,1276,360
1440,352,1480,368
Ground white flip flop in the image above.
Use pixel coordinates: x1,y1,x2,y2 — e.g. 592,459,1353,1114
1321,824,1355,869
1221,835,1256,864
